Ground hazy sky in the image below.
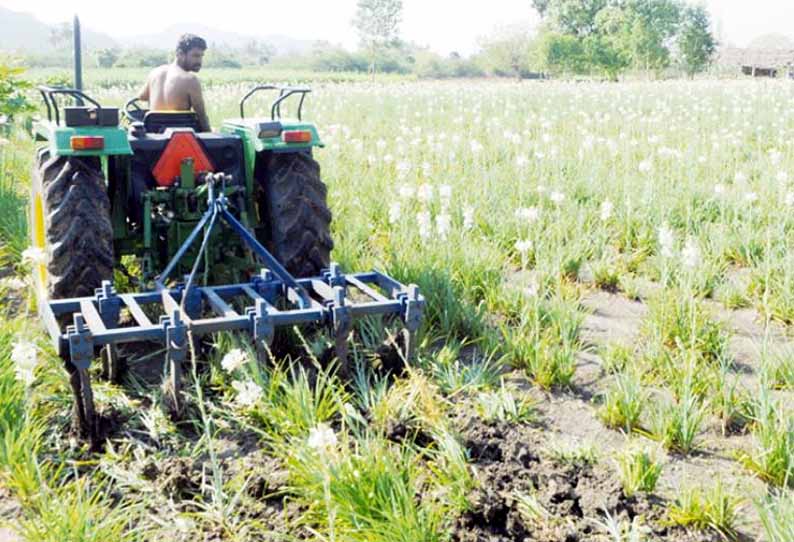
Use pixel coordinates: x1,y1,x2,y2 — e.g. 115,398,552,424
0,0,790,54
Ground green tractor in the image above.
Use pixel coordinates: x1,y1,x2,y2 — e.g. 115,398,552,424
31,84,332,297
30,21,423,445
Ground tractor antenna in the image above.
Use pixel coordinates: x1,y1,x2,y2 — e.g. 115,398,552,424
73,15,83,104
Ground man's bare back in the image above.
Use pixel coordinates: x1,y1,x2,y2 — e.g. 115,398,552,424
137,34,211,132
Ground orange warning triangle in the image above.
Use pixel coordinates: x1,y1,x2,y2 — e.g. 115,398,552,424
152,131,215,187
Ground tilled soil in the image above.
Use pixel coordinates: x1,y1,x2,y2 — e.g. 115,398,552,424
451,416,722,542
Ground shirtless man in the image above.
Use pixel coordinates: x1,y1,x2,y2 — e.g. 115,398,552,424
137,34,211,132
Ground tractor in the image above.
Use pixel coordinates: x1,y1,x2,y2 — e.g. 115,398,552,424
30,19,423,445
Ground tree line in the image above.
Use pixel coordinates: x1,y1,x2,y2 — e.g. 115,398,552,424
13,0,717,80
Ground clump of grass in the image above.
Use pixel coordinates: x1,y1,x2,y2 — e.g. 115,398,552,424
248,363,349,442
598,342,634,374
737,393,794,488
474,379,536,424
423,341,503,395
757,490,794,542
16,475,138,542
648,385,707,455
764,350,794,390
592,511,648,542
642,293,728,364
708,359,752,435
501,291,581,390
370,369,448,435
546,441,599,466
615,446,663,497
597,369,648,433
514,490,551,530
282,434,449,542
667,481,743,540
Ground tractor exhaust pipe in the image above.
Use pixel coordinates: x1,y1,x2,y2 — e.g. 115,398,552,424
73,15,83,104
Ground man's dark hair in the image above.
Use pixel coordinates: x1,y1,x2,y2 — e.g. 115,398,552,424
177,34,207,54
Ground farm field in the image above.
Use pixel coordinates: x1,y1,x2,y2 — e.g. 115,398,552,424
1,76,794,541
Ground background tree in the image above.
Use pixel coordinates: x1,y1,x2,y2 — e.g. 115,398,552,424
48,22,73,51
0,63,34,125
94,48,119,68
243,40,276,66
678,4,716,77
353,0,403,73
478,24,537,78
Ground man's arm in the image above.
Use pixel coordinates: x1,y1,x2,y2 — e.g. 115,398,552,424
187,76,211,132
137,75,150,101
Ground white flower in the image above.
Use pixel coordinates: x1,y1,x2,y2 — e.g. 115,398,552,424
599,200,613,221
417,211,432,239
308,423,338,452
515,207,540,223
463,206,475,231
0,277,26,290
436,213,451,240
549,191,565,205
21,247,47,265
398,184,414,199
388,202,402,224
422,162,432,177
524,276,540,297
11,340,38,386
221,348,249,374
734,171,747,184
639,160,652,174
0,137,9,147
714,183,726,195
744,192,758,203
681,237,701,270
777,171,789,183
769,149,782,167
231,380,261,407
469,140,483,154
658,223,675,258
785,192,794,207
417,184,433,204
515,239,533,254
376,139,387,151
439,184,452,204
515,154,528,168
396,161,411,179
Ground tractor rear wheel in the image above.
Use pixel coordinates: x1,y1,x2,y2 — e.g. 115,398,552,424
258,151,333,278
31,149,115,443
30,150,114,299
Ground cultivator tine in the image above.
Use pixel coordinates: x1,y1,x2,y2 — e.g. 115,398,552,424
101,345,121,383
247,296,274,363
401,285,423,363
67,313,98,444
331,286,353,378
97,282,122,382
162,309,188,419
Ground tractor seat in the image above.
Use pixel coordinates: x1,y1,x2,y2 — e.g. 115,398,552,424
143,111,200,134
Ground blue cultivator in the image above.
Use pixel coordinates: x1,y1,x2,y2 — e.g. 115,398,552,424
41,174,424,443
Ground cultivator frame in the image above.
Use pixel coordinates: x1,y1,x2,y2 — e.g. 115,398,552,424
40,174,424,443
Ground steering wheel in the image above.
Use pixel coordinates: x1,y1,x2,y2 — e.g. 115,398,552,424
124,97,147,123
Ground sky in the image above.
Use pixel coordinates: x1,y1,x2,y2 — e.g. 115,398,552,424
0,0,791,55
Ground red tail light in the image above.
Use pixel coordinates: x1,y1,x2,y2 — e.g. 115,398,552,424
282,130,312,143
70,136,105,150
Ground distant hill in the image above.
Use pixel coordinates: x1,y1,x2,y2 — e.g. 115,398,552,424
121,24,314,56
0,7,118,53
0,8,314,57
